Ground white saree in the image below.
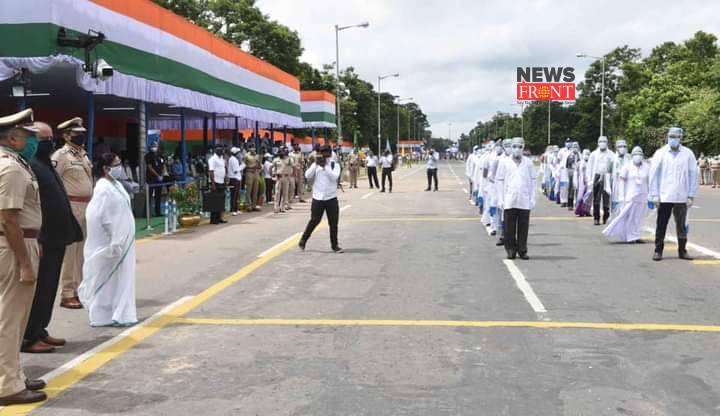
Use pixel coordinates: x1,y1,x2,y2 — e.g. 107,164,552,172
78,178,137,327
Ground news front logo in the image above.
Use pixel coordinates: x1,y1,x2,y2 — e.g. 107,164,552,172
516,67,576,101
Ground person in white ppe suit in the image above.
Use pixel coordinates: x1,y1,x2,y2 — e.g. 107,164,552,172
559,140,580,209
574,149,592,217
494,138,513,246
78,153,137,327
465,145,479,201
485,141,504,234
610,139,631,216
649,127,698,261
603,146,650,243
496,137,536,260
587,136,615,225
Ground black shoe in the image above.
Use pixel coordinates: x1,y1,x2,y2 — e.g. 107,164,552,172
653,252,662,261
380,189,385,193
332,246,344,253
433,189,438,192
679,252,694,261
490,230,497,236
219,220,228,224
594,220,600,226
603,218,608,225
298,240,306,251
507,252,517,260
25,379,46,391
425,188,431,191
496,239,504,246
519,252,530,260
561,203,567,208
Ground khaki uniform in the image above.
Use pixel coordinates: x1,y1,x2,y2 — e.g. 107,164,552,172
244,153,261,210
272,157,292,212
0,146,42,397
52,144,92,299
711,158,720,187
289,151,305,201
348,153,360,188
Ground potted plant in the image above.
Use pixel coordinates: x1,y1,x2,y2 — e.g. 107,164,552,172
168,183,202,227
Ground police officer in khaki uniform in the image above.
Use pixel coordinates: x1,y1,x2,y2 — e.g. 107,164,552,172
348,150,360,188
243,144,261,212
52,118,92,309
289,143,306,202
0,109,48,406
272,148,293,213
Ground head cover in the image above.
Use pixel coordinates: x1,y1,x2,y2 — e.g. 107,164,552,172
472,145,479,152
565,138,571,148
667,127,683,149
616,139,627,155
230,147,241,155
631,146,643,156
571,141,580,151
598,136,608,150
57,117,86,134
0,108,38,134
511,137,525,158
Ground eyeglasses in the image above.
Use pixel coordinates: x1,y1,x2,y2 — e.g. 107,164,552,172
511,145,524,149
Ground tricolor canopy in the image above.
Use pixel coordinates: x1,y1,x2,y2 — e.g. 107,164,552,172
301,91,336,128
0,0,303,127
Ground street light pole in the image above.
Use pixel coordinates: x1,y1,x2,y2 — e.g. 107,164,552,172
335,22,369,143
547,100,551,145
577,53,606,137
377,72,399,154
395,97,413,154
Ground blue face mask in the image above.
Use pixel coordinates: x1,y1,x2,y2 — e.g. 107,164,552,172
20,135,39,160
668,138,681,149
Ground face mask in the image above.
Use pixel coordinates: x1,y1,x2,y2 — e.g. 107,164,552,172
583,154,590,161
512,147,523,158
504,147,511,156
70,134,86,146
109,165,123,179
20,135,39,160
632,155,643,165
599,142,608,151
495,147,503,155
617,147,627,156
35,140,54,160
668,138,680,149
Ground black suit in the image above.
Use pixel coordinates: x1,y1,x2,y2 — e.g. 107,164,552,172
24,157,82,346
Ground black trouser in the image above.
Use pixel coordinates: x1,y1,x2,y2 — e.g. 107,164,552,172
265,178,275,202
210,183,225,224
503,208,530,256
301,197,339,248
592,175,610,222
149,177,162,216
427,168,438,190
655,202,689,254
367,167,379,188
24,244,66,346
567,173,575,208
229,178,240,212
381,168,393,191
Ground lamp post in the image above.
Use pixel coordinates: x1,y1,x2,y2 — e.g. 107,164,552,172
577,53,606,137
377,73,399,154
395,97,413,155
511,101,525,138
335,22,369,143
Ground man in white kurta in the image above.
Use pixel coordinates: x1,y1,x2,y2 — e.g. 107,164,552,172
649,127,698,261
610,139,631,217
465,146,479,201
574,149,592,217
494,139,513,246
496,137,536,260
603,146,650,243
484,142,504,232
79,172,137,327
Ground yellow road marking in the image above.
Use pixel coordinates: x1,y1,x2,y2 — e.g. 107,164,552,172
174,318,720,333
692,260,720,265
0,234,300,415
349,217,478,223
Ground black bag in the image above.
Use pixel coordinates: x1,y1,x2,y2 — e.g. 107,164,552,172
202,189,225,212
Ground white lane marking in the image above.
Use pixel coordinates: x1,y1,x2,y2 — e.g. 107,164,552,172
643,226,720,259
463,188,468,194
447,162,463,185
692,205,701,209
38,296,193,383
257,233,302,258
341,204,352,212
361,192,375,200
262,212,274,218
503,260,547,314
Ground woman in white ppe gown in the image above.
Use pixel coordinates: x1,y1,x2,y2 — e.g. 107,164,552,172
78,153,137,327
602,146,650,243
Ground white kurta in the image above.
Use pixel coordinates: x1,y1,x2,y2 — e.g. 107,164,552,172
79,178,138,327
649,145,698,203
603,162,650,242
496,156,537,210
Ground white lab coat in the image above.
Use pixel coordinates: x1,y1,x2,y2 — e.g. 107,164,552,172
649,144,698,203
496,156,537,210
587,149,616,192
79,178,137,327
603,162,650,242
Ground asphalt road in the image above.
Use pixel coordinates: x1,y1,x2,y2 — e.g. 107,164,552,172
5,161,720,416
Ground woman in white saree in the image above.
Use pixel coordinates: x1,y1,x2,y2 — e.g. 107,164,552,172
78,153,137,327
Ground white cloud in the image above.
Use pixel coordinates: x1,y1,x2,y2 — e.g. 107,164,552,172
257,0,720,140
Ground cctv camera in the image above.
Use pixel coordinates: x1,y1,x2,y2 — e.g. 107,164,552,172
94,58,113,80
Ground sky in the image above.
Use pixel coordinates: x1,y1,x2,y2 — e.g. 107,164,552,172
256,0,720,141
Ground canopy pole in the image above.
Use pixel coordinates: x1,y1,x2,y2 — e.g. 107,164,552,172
254,121,260,149
138,101,147,187
233,117,239,146
269,123,274,151
283,125,287,146
202,117,208,155
311,128,316,147
180,109,187,182
211,113,217,148
86,92,95,160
